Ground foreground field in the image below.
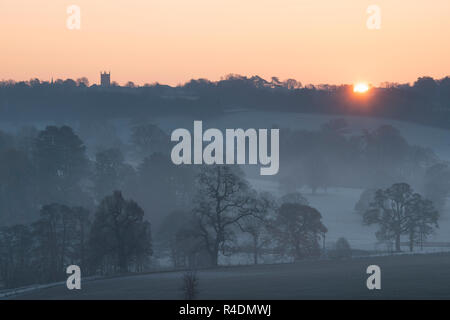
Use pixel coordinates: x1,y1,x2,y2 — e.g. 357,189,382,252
11,253,450,300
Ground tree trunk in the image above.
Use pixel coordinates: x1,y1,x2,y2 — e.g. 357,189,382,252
419,231,424,250
211,242,219,267
253,237,258,265
395,234,401,252
118,247,127,273
211,251,219,267
80,220,85,269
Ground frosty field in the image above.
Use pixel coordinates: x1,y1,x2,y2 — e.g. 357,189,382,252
10,253,450,300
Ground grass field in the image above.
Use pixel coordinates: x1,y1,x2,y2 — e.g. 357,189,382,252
10,253,450,300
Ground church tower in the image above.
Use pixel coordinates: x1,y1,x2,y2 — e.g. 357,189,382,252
100,71,111,87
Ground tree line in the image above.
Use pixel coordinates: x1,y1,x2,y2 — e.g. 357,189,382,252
0,191,151,288
1,75,450,129
279,119,450,213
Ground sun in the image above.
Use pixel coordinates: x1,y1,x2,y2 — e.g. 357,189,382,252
353,82,369,93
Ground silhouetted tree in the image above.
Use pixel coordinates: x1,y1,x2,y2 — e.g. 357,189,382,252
0,149,36,225
406,193,439,251
131,153,195,227
422,163,450,211
33,126,89,206
0,224,35,288
237,192,276,264
363,183,439,252
94,148,134,200
192,166,258,267
157,211,209,268
354,189,376,216
72,206,90,269
15,126,39,158
76,77,89,87
33,203,79,282
362,125,409,184
272,203,327,261
305,152,330,194
131,123,170,159
279,192,309,206
333,237,352,259
89,191,152,273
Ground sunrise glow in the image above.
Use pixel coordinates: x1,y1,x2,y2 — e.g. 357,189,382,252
353,83,370,93
2,0,450,85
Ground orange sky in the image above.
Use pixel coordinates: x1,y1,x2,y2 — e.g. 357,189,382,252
1,0,450,86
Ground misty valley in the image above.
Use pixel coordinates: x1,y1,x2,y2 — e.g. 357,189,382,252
1,76,450,299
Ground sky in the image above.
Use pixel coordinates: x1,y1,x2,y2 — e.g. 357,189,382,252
1,0,450,86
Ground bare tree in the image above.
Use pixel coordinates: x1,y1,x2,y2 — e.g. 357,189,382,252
157,210,211,268
192,165,258,267
33,203,76,282
237,192,276,264
363,183,439,252
406,193,439,251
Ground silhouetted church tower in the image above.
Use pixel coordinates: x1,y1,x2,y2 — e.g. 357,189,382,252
100,71,111,87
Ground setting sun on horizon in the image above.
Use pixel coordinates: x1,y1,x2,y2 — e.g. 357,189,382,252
353,83,370,93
